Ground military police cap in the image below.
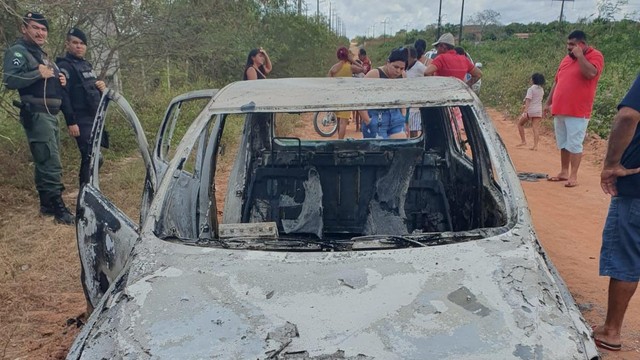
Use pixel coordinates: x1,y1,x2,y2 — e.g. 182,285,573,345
23,12,49,30
68,28,87,44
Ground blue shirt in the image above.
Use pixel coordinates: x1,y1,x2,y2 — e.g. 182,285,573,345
616,75,640,198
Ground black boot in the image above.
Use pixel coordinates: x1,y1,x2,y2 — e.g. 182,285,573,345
39,192,55,216
50,196,75,225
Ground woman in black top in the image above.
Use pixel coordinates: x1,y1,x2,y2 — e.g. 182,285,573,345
360,48,408,139
243,47,272,80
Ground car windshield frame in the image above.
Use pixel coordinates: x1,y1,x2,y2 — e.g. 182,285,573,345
146,99,514,250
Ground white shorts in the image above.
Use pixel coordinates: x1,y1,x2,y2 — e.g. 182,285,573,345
554,115,588,153
408,110,421,131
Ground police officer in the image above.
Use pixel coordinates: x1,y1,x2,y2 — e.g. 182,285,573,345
2,12,75,225
56,28,106,187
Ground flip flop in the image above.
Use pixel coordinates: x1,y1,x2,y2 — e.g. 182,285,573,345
594,338,622,351
591,325,622,351
564,182,578,188
547,176,568,182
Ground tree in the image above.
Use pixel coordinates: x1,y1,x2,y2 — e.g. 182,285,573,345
596,0,629,22
466,9,501,41
467,9,501,27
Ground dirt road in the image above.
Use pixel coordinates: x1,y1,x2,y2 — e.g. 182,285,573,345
1,108,638,359
488,108,640,359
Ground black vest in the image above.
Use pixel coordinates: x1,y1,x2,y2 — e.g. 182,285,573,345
15,40,64,103
56,53,101,116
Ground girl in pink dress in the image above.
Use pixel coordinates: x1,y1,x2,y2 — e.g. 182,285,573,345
517,73,545,150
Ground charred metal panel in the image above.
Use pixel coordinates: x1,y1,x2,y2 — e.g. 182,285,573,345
76,187,138,308
364,148,421,235
224,113,272,224
156,171,199,239
280,168,323,238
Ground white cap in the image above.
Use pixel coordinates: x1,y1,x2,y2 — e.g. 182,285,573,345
432,33,456,47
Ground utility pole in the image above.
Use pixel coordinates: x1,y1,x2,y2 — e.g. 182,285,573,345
458,0,465,45
329,2,332,29
317,0,319,22
437,0,443,39
381,17,390,43
552,0,574,25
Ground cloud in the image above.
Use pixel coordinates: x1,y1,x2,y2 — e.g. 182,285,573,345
314,0,640,39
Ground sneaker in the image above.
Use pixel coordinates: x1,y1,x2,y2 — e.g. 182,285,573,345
51,196,75,225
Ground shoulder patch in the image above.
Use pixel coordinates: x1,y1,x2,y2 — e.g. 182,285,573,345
12,58,21,66
14,52,23,58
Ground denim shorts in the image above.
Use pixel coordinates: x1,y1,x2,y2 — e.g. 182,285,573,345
554,116,588,153
600,197,640,282
361,111,380,138
362,109,406,138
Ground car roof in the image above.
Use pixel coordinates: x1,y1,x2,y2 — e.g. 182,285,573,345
207,77,476,113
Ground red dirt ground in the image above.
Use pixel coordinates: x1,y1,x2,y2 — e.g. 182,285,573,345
489,108,640,359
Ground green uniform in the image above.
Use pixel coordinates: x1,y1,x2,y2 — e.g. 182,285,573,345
3,39,74,201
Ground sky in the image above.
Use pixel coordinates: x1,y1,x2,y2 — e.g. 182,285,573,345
307,0,640,39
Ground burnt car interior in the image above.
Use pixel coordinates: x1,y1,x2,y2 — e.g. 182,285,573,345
155,105,508,245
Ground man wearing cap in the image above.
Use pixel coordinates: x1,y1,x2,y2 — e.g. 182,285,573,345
2,12,75,225
56,27,107,186
425,32,482,86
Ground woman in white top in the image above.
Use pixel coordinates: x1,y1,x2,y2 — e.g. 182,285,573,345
405,46,427,138
517,73,546,150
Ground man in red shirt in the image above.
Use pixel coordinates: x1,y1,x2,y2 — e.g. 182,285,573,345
545,30,604,187
425,32,482,86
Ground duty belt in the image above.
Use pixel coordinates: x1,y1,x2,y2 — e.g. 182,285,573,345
20,95,62,115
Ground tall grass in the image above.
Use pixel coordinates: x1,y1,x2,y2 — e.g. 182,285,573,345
466,21,640,137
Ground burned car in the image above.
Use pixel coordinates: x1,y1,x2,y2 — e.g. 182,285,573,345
68,77,599,359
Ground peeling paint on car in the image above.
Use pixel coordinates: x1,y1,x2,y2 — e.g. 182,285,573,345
69,78,600,360
447,286,492,317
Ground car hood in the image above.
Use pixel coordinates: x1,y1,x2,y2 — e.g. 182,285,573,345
69,228,597,359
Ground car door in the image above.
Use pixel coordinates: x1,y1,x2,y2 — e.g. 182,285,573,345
76,89,158,310
76,89,218,310
149,90,218,240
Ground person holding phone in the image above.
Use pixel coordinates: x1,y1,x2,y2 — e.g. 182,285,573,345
544,30,604,188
